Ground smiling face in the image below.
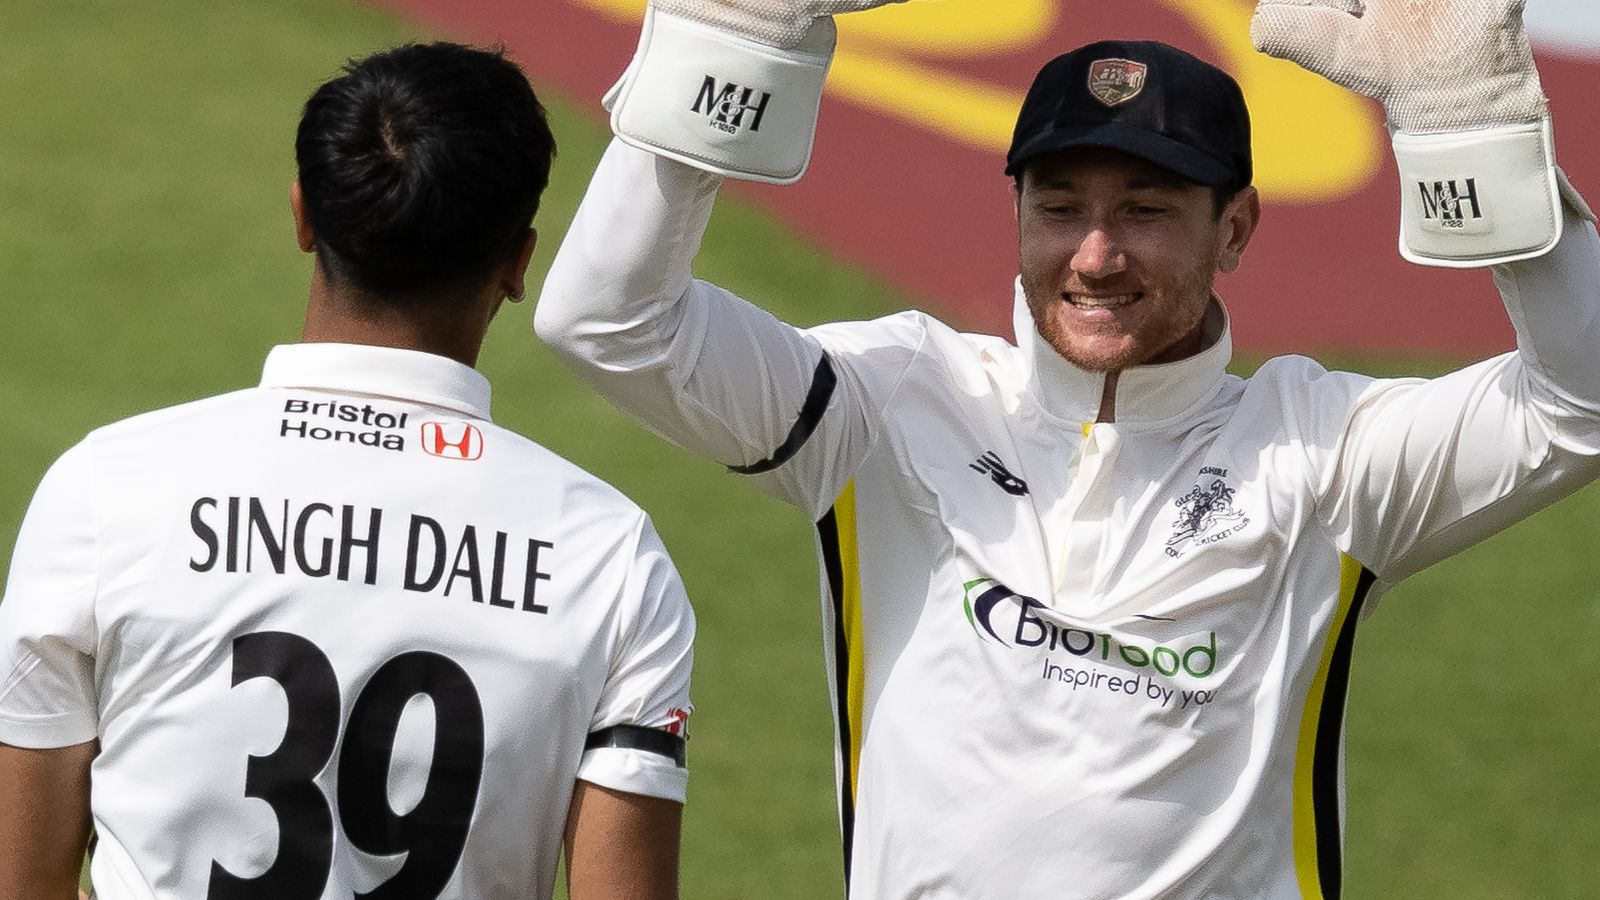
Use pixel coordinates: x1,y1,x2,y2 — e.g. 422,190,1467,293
1015,147,1260,373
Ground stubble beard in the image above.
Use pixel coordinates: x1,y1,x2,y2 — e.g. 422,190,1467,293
1021,263,1218,375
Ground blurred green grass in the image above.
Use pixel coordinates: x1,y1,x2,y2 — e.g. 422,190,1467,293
3,2,1597,897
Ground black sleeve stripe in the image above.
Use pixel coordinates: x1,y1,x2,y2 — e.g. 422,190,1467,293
817,508,856,891
585,725,687,768
1311,564,1378,899
727,355,838,476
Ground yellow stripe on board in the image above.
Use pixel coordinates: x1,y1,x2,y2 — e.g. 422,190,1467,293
1291,554,1364,898
834,481,867,802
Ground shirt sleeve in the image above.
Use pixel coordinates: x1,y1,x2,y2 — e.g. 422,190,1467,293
576,513,696,804
0,442,101,748
1313,201,1600,582
535,139,900,519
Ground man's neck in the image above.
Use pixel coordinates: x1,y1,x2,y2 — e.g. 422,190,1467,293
299,267,490,368
1096,372,1119,423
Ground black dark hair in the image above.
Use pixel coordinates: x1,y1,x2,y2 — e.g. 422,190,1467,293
295,42,555,302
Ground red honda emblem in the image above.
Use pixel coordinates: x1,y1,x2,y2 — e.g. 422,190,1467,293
420,421,484,461
1087,59,1149,107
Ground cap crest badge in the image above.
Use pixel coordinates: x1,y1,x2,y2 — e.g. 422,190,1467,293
1087,59,1149,107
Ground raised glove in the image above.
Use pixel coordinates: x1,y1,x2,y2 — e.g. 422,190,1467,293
1252,0,1584,267
607,0,906,184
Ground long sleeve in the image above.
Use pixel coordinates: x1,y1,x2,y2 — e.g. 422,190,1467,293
1312,200,1600,582
535,139,886,514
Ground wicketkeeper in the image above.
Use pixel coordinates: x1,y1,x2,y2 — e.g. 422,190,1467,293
538,0,1599,896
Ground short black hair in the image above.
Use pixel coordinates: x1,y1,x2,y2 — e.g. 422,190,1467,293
295,42,555,301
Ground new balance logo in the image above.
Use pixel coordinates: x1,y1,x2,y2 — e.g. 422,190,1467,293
692,76,771,135
970,451,1028,497
420,422,484,461
1417,178,1483,228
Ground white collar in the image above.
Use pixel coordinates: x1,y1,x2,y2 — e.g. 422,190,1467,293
259,343,492,420
1011,279,1233,426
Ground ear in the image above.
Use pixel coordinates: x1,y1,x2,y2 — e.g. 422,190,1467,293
1009,178,1022,221
289,181,316,253
499,228,539,302
1216,186,1261,275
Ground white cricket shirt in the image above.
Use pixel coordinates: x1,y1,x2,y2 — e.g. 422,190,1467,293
0,343,695,900
535,141,1600,899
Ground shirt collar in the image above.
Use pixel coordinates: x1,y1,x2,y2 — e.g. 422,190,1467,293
1011,278,1233,426
259,343,492,420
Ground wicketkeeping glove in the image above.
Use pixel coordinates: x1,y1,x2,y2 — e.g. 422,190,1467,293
1252,0,1592,267
606,0,906,184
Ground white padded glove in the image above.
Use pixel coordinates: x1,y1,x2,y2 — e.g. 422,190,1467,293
1252,0,1588,267
606,0,906,184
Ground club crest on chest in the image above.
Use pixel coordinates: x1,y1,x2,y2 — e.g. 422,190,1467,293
1166,467,1250,558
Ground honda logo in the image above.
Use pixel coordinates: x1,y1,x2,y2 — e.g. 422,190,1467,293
420,422,484,461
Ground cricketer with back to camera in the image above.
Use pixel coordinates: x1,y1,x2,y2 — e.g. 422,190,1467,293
0,42,694,900
536,0,1600,896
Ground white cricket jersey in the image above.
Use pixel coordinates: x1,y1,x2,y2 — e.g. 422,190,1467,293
535,141,1600,899
0,343,695,900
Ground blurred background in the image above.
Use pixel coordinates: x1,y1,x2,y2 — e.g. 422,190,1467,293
4,1,1599,896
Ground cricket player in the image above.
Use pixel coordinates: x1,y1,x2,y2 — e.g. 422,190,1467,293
535,0,1600,896
0,43,693,900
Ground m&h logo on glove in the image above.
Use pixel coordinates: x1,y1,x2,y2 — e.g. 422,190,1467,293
692,76,771,135
1417,178,1484,229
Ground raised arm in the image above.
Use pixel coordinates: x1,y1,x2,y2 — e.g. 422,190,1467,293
535,139,834,473
536,1,918,515
1312,205,1600,581
1253,0,1600,579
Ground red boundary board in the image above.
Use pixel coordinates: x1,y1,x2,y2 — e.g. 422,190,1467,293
375,0,1600,356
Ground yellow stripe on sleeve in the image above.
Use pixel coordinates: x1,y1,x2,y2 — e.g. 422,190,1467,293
834,481,867,802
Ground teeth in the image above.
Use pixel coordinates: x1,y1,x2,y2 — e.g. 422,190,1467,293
1068,294,1137,309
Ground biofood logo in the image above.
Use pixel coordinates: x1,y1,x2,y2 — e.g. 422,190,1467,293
963,578,1219,679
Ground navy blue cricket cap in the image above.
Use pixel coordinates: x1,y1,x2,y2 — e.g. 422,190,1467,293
1006,40,1252,191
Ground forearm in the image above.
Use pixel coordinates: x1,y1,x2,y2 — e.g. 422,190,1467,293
564,781,680,900
534,139,851,480
1321,193,1600,577
535,138,721,375
0,742,94,900
1494,192,1600,420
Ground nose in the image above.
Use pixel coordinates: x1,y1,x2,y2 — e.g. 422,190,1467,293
1070,227,1126,279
